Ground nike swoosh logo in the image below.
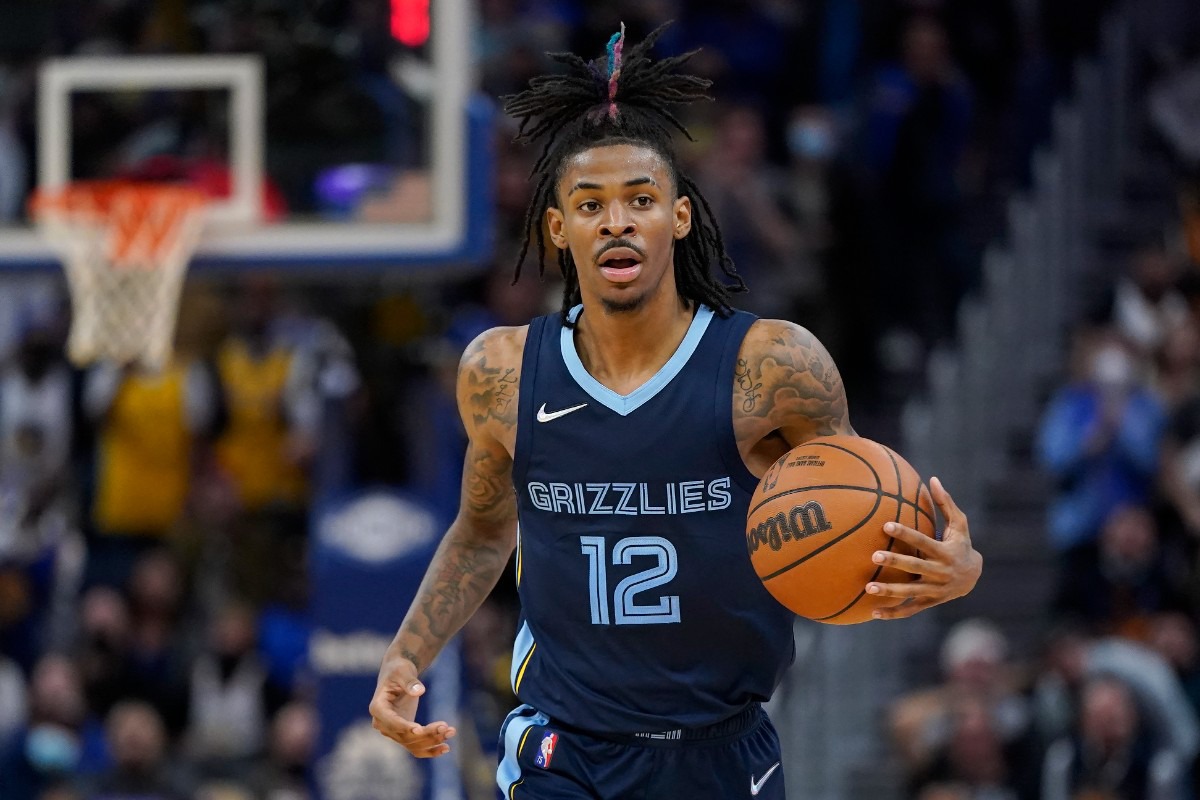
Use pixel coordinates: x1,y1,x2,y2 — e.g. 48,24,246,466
750,762,780,796
536,402,588,422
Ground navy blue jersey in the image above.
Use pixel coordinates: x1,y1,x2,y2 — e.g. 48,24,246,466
509,304,795,733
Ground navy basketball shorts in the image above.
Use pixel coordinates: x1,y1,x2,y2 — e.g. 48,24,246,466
495,703,785,799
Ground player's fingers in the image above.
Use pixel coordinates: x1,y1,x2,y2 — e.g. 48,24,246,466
871,549,950,578
865,579,931,599
930,477,967,531
882,522,943,553
409,742,453,759
407,723,457,744
393,727,456,756
370,707,413,741
372,718,409,746
872,597,936,620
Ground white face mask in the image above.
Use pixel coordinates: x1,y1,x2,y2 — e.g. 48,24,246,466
1090,346,1136,389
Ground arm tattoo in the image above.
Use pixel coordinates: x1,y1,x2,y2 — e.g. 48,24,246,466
463,443,516,523
738,324,849,439
396,330,519,669
734,358,763,412
462,343,519,432
399,524,513,668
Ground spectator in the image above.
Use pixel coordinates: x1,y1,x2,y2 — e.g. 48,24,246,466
248,701,317,800
215,280,312,515
1146,612,1200,723
1041,676,1183,800
0,654,88,800
1031,629,1200,768
83,358,218,590
908,694,1037,800
184,601,279,777
1152,318,1200,413
1053,505,1189,637
82,699,194,800
889,619,1031,781
864,12,974,358
214,281,320,606
693,103,801,317
1095,243,1188,358
0,315,83,667
778,103,880,403
123,550,191,736
1036,328,1166,560
73,586,137,725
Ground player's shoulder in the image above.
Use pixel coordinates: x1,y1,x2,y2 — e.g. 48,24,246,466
738,317,826,363
458,325,529,378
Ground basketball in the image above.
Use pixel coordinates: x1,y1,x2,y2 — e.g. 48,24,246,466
746,435,936,624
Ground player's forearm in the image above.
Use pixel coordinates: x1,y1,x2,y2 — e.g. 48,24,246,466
387,518,515,673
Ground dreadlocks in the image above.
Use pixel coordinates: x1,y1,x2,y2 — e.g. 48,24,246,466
503,23,746,324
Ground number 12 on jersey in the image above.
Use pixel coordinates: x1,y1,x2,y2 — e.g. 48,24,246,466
579,536,681,625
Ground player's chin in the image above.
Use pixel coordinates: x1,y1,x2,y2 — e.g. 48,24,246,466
599,286,649,314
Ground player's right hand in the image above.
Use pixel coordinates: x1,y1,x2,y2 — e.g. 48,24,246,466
369,656,457,758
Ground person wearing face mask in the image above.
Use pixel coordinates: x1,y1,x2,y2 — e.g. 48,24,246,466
0,653,89,800
1036,328,1168,603
780,105,880,406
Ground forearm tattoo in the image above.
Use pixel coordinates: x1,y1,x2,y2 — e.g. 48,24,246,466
398,332,519,669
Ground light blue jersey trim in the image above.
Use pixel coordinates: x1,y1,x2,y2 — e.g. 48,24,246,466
496,705,548,797
510,621,535,692
560,304,715,416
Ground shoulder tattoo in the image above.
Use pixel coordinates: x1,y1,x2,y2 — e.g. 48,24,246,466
738,325,848,437
460,335,520,434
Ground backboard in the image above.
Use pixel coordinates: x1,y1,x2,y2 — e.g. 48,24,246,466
0,0,492,274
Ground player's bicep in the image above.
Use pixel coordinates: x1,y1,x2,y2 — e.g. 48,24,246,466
457,437,517,534
453,326,522,539
737,320,853,447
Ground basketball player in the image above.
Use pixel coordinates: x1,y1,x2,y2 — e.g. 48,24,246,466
371,25,982,798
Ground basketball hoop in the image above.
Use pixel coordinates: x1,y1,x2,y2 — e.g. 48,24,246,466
29,181,208,371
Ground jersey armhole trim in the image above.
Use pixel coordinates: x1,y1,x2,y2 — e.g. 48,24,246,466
512,316,547,486
716,312,763,495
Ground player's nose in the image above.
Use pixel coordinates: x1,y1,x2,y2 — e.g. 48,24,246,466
598,207,636,237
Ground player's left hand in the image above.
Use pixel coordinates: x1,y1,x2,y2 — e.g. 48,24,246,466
863,476,982,619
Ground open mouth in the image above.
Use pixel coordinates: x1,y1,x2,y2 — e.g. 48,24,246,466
598,248,643,283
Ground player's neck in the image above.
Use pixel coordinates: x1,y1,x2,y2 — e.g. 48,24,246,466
573,292,696,396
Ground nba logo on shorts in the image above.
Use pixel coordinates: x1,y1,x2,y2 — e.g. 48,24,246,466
535,732,558,768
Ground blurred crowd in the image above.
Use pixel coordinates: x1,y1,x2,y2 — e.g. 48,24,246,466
884,4,1200,796
0,0,1195,798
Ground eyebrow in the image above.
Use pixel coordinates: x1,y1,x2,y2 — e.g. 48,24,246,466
567,176,658,195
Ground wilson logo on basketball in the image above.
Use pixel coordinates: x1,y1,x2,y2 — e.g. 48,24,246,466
745,501,834,554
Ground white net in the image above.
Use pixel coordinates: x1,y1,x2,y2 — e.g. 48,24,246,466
30,182,207,371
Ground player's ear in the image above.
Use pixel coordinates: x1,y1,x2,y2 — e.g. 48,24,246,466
546,207,568,250
673,195,692,240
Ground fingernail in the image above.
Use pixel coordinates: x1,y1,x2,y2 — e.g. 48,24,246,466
884,523,895,533
873,552,885,563
867,584,880,594
872,611,883,619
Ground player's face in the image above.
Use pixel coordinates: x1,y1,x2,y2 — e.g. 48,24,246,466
546,143,692,314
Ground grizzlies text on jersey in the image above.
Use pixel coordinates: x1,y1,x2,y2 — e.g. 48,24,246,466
510,304,795,733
